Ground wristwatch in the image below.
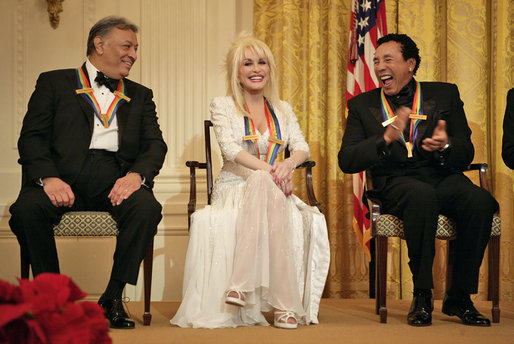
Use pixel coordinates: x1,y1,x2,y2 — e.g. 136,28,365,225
439,143,450,152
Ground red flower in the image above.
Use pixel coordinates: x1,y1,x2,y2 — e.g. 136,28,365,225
0,273,111,344
80,302,111,344
0,280,23,304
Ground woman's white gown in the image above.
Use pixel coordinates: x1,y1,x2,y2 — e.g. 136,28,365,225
170,97,330,328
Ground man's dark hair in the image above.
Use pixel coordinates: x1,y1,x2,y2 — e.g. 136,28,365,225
377,33,421,75
87,16,138,56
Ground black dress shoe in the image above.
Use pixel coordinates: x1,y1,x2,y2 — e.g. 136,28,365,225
442,294,491,326
98,298,135,329
407,295,433,326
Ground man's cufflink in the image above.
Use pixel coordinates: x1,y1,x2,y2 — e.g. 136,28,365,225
36,178,44,187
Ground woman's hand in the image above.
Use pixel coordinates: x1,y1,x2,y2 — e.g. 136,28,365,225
271,158,295,184
277,176,294,197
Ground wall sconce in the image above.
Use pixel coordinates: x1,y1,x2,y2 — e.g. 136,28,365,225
46,0,64,29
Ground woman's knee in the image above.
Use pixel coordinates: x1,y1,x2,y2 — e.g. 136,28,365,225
247,170,274,185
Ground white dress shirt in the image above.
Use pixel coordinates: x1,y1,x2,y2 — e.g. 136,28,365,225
85,59,119,152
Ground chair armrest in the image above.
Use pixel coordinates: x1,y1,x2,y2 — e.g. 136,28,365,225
465,163,489,191
185,161,207,230
296,160,322,213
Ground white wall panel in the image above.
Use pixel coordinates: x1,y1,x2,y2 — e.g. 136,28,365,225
0,0,252,301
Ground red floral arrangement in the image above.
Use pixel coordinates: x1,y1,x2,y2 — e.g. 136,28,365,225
0,273,111,344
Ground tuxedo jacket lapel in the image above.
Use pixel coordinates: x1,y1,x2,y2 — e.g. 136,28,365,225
368,90,385,127
115,82,134,144
72,64,95,133
370,106,384,127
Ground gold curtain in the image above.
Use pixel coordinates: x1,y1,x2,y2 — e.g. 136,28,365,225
254,0,514,301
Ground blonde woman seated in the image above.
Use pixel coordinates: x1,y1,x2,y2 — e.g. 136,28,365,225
170,34,330,329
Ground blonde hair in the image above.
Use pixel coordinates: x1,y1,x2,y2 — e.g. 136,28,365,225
225,32,281,116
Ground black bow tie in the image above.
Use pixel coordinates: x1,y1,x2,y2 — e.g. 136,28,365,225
94,71,119,92
387,78,416,109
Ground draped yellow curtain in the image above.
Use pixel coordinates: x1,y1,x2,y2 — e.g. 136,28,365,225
254,0,514,301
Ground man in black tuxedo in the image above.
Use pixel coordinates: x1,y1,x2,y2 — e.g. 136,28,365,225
9,16,167,329
338,34,498,327
502,88,514,168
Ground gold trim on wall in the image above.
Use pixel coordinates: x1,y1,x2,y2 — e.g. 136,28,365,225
46,0,64,29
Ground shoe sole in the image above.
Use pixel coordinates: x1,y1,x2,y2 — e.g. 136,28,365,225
225,297,246,307
442,309,491,326
408,321,432,327
110,325,136,329
274,321,297,329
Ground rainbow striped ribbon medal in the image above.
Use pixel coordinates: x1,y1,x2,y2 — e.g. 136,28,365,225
75,66,131,128
380,81,425,158
407,81,426,155
243,97,284,165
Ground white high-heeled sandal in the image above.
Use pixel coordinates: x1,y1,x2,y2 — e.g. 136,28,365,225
274,310,297,329
225,290,246,307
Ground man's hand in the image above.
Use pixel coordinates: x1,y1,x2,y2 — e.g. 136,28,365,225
42,177,75,208
384,106,410,144
108,172,142,206
422,120,449,152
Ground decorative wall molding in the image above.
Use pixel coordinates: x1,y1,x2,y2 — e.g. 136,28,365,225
13,1,24,149
83,0,96,58
141,0,209,172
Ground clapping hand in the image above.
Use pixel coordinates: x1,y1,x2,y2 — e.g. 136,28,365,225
422,120,448,152
384,106,410,144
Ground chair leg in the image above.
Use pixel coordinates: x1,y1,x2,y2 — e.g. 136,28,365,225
488,235,500,323
143,239,154,326
20,248,30,279
376,236,388,323
375,243,379,315
445,240,456,293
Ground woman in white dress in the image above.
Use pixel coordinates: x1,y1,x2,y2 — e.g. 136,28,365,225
170,34,330,329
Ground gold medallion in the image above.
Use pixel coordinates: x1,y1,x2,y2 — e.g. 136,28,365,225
405,142,413,158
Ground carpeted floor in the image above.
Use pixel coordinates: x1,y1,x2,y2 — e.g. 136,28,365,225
110,299,514,344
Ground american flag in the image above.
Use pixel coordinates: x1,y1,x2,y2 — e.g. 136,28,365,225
346,0,387,260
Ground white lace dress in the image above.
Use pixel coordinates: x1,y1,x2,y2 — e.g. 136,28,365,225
170,97,330,328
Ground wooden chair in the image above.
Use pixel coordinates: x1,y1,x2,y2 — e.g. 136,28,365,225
20,211,155,326
367,163,501,323
186,120,322,228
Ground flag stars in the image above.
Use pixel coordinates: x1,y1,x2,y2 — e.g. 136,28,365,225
358,17,369,30
358,35,365,46
360,0,372,12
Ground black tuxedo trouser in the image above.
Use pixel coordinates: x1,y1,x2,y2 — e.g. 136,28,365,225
379,172,498,293
9,150,162,285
